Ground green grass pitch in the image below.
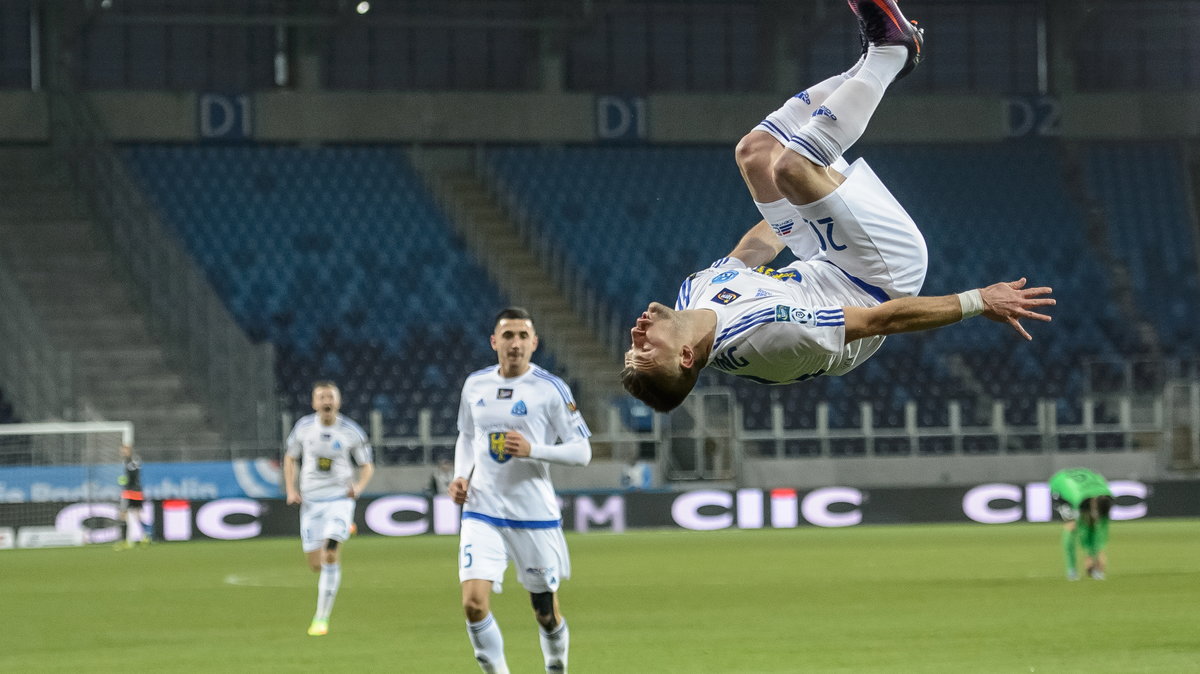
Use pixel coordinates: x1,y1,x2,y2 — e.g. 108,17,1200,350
2,520,1198,673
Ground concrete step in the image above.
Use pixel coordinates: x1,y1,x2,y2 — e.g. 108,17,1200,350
0,219,95,239
0,200,86,221
87,373,188,399
5,253,113,275
93,404,208,426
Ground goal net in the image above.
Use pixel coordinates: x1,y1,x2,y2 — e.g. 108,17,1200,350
0,421,134,547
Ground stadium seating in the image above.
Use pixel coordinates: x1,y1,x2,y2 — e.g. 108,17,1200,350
123,145,515,452
1082,142,1200,355
485,141,1192,443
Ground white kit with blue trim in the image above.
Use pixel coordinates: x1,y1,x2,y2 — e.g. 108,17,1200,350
456,364,591,527
677,257,888,385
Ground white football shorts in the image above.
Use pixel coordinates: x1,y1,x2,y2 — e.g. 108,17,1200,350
300,497,355,552
458,516,571,594
792,158,928,299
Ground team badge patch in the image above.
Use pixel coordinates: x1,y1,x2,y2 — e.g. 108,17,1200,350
711,288,741,305
511,400,528,416
488,432,513,463
712,270,739,283
497,388,514,399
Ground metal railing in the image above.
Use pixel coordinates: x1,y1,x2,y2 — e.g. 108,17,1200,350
47,89,279,450
349,387,1192,470
0,264,75,421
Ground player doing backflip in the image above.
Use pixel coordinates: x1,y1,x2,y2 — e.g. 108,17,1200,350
622,0,1056,411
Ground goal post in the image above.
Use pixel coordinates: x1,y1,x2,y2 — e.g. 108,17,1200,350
0,421,135,547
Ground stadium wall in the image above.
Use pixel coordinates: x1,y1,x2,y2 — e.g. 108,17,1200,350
3,92,1200,144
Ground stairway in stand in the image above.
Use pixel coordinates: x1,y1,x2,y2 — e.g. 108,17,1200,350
0,146,223,454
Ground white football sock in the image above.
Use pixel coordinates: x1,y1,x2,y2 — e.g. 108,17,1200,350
467,613,509,674
315,562,341,621
787,45,907,167
125,513,144,544
754,198,819,261
540,618,570,672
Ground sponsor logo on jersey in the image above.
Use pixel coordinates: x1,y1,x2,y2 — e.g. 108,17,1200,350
475,399,486,407
774,305,813,324
320,433,331,440
712,270,739,283
497,388,514,399
753,265,801,282
488,432,513,463
754,288,771,298
511,400,528,416
711,288,741,305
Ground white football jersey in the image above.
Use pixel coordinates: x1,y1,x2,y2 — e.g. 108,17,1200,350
285,414,373,501
456,364,591,525
676,257,887,384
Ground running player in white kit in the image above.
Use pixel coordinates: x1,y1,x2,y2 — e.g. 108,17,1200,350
449,307,592,674
283,381,375,636
622,0,1056,412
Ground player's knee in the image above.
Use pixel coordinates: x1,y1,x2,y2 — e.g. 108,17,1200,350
322,540,340,564
462,595,489,622
530,591,555,622
771,150,817,187
735,133,774,177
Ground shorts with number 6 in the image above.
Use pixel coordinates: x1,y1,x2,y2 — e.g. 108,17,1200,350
300,497,355,552
458,516,571,594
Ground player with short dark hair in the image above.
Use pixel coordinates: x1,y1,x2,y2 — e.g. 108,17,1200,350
1050,468,1114,580
450,307,592,674
283,381,375,636
622,0,1055,412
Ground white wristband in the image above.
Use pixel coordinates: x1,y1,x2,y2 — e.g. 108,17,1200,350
957,289,984,319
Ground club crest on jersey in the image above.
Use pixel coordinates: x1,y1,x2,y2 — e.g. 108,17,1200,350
497,388,514,399
711,288,741,305
488,432,513,463
332,440,343,451
511,400,528,416
712,270,739,283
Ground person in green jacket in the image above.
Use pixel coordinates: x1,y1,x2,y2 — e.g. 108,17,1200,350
1049,468,1114,580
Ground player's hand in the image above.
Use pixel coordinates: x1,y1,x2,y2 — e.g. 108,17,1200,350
979,278,1055,341
346,484,361,499
504,430,532,458
286,490,302,505
449,477,470,505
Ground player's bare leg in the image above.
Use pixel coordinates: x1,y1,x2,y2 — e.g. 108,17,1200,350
308,540,343,636
532,591,569,672
774,0,923,207
736,39,867,259
463,579,509,674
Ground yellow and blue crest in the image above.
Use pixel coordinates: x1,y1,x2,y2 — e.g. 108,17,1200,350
488,432,512,463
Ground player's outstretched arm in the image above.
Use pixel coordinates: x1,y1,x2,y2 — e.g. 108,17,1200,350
843,278,1054,343
727,220,786,269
